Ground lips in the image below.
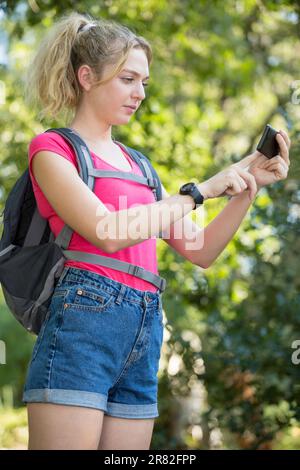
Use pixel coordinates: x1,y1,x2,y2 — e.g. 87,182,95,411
124,105,137,110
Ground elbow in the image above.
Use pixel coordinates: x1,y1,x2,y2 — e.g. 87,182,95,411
104,239,124,254
98,238,123,254
104,242,117,254
194,259,212,269
199,263,210,269
96,239,116,254
203,263,211,269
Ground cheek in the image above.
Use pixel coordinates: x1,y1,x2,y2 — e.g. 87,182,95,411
90,82,131,117
112,80,131,97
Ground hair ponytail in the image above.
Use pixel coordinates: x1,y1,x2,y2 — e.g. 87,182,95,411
24,12,152,121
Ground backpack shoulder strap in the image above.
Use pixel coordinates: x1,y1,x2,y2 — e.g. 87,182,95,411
44,128,94,190
139,151,162,201
44,127,94,250
115,142,162,201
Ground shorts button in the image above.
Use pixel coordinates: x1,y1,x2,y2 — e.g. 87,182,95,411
77,289,83,295
64,303,68,309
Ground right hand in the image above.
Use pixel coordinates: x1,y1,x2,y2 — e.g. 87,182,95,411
198,154,259,201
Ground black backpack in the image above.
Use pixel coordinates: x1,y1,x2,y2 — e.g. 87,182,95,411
0,127,166,335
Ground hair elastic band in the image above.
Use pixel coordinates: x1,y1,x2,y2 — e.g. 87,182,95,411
78,23,96,33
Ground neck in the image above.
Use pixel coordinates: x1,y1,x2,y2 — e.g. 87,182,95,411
69,107,114,145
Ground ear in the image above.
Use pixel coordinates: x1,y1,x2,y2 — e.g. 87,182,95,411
77,64,96,92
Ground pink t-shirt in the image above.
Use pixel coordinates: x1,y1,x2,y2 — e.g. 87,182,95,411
28,131,159,293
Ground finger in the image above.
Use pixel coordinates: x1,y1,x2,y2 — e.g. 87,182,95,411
275,156,289,171
227,180,243,196
234,150,262,170
263,155,289,171
226,176,245,196
234,167,257,199
276,133,290,165
275,163,288,179
263,162,288,179
236,174,248,192
248,154,268,171
278,129,291,150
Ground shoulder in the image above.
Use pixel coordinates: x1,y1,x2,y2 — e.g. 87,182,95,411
29,131,73,155
28,131,78,169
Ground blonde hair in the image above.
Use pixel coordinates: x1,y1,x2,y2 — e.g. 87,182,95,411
24,12,152,121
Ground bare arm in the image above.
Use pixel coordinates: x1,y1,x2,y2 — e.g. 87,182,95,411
32,151,208,254
161,184,260,268
193,190,259,268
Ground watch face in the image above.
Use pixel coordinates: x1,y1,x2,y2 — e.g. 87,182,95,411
181,182,195,193
179,182,203,208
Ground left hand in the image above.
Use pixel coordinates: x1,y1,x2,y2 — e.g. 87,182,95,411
233,129,291,191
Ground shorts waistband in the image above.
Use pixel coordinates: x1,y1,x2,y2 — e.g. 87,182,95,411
56,266,162,308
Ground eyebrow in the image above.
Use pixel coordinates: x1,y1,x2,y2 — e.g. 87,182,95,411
122,69,150,80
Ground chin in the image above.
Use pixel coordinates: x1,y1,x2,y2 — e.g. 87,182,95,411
114,116,132,125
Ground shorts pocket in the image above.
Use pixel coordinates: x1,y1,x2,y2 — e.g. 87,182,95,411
31,289,68,362
66,285,115,312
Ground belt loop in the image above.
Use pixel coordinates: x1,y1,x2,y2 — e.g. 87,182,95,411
115,284,126,305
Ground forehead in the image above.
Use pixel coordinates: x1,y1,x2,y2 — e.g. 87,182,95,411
121,49,149,78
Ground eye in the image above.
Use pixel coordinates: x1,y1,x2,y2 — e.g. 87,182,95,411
121,78,148,87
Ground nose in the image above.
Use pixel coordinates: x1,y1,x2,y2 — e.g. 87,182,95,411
132,82,146,101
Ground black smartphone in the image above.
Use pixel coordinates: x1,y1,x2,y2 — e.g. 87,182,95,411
256,124,279,159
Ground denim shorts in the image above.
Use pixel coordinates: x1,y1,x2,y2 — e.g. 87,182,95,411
23,266,164,419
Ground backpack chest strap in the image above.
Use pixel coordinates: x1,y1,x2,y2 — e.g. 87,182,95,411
63,249,166,292
55,226,166,292
88,168,158,189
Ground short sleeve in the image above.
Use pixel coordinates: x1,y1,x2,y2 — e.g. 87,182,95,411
28,131,79,187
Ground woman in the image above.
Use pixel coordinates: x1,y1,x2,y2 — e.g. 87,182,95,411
22,12,290,450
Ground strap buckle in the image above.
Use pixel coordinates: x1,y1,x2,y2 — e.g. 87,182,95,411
159,278,167,292
129,265,144,277
147,177,158,189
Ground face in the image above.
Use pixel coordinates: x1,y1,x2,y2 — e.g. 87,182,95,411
78,48,150,126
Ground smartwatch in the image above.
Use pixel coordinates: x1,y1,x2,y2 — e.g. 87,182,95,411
179,182,204,209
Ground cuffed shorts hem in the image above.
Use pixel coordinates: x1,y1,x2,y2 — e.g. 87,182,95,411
22,389,159,419
107,401,159,419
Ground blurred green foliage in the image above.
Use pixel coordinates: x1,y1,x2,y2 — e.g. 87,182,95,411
1,0,300,450
0,406,27,449
0,298,34,406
